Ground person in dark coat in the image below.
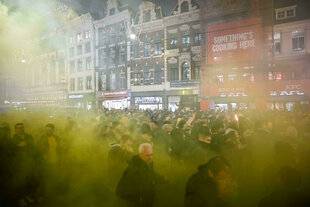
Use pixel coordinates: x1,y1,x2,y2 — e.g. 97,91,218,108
108,134,134,186
116,143,167,207
185,156,235,207
12,123,34,149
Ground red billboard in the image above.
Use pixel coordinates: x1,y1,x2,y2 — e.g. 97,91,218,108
207,18,262,64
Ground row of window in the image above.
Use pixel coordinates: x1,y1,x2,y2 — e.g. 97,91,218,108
276,6,296,20
131,32,201,59
133,65,163,85
208,71,302,84
169,32,201,50
69,42,91,57
169,62,200,81
274,30,305,54
100,47,127,67
133,38,162,58
70,57,92,73
101,72,127,91
69,31,91,44
70,77,92,91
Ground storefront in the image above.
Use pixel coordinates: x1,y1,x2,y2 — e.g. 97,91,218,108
166,90,199,111
130,91,164,110
201,80,310,111
67,93,95,109
134,96,163,110
97,91,130,110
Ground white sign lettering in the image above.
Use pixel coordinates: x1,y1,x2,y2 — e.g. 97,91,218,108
212,32,255,52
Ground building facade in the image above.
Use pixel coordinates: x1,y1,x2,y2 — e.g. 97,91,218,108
130,0,200,111
66,13,96,109
94,0,131,110
271,0,310,110
23,29,68,106
200,0,276,111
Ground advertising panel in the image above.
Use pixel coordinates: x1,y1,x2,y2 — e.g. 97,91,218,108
202,80,310,98
207,18,262,64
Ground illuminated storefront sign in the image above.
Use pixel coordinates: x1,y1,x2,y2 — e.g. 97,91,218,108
218,87,248,97
207,18,262,64
203,80,310,99
103,91,127,96
69,94,84,99
135,97,162,104
270,84,304,96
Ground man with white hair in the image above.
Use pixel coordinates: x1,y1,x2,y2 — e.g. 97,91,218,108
116,143,167,207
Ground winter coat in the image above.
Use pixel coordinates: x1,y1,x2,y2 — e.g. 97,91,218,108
116,155,166,207
185,163,231,207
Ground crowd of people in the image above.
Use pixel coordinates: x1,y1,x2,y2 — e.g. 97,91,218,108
1,107,310,207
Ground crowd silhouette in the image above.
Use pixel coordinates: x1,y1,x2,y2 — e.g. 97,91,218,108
1,107,310,207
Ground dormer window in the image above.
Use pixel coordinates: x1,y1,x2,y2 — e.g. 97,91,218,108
181,1,189,13
276,6,296,20
143,10,151,23
110,8,115,16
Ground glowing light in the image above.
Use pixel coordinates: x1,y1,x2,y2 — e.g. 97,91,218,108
21,59,26,63
130,33,136,40
234,114,239,122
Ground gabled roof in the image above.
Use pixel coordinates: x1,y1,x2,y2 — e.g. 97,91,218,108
170,0,200,16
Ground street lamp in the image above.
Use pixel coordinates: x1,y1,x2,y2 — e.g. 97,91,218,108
129,33,136,40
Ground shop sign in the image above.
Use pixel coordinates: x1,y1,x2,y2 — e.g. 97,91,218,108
170,80,199,88
203,80,310,98
270,84,304,96
103,91,127,96
218,87,248,97
207,18,262,64
135,97,162,104
69,94,84,99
